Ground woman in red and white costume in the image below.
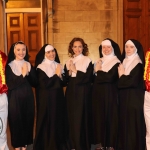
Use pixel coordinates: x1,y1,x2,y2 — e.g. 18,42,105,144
144,49,150,150
0,50,9,150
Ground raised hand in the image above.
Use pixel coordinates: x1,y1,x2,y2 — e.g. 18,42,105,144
94,59,102,72
118,63,125,77
70,60,77,74
55,64,62,78
22,62,28,77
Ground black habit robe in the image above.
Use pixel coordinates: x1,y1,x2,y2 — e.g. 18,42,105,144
92,63,119,148
64,60,93,150
92,38,122,149
6,65,36,148
118,63,146,150
33,69,67,150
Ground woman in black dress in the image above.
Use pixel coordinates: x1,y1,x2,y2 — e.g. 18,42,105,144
118,39,146,150
6,41,37,150
92,39,122,150
33,44,67,150
64,37,93,150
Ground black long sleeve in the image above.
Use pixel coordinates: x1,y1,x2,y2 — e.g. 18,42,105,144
95,63,119,84
37,68,65,89
6,65,27,90
64,62,93,85
118,63,144,88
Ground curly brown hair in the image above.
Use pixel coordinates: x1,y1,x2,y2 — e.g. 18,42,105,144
68,37,89,57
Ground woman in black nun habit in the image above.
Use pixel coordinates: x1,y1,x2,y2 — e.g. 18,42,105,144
118,39,146,150
92,38,122,150
33,44,67,150
64,37,93,150
6,41,37,150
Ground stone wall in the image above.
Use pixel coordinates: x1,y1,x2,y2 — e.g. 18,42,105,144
49,0,123,65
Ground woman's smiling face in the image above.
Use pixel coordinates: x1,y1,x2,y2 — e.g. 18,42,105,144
45,49,56,61
14,44,26,60
72,41,83,56
102,45,113,55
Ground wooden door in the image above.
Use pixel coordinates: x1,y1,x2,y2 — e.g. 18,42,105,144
24,13,41,64
7,13,41,64
7,13,24,49
123,0,149,52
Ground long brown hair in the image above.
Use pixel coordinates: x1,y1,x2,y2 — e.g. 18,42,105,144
68,37,89,57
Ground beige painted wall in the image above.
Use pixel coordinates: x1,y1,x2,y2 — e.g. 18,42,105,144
0,1,5,52
48,0,123,65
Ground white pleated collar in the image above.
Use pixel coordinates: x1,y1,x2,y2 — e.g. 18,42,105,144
95,55,120,73
123,53,142,75
37,58,64,78
9,59,31,76
66,54,91,77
